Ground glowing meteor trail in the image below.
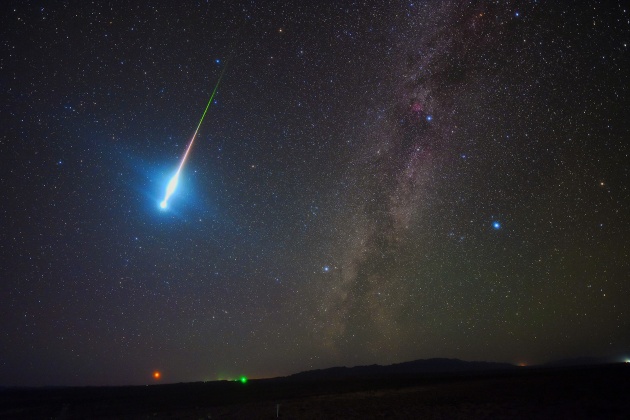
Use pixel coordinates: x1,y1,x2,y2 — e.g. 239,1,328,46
160,60,231,209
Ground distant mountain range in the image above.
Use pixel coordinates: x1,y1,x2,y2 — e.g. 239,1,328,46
283,358,519,381
281,355,630,381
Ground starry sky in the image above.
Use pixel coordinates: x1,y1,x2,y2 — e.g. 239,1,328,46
1,0,629,386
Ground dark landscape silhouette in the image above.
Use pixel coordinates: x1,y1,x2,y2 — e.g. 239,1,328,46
2,357,629,418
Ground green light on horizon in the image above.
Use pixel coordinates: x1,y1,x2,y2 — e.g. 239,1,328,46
240,376,247,384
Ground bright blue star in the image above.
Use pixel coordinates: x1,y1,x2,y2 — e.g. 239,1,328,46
215,59,220,64
515,11,520,17
323,266,330,272
426,115,433,121
492,221,501,230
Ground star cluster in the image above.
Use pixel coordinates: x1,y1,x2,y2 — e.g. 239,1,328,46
1,0,628,386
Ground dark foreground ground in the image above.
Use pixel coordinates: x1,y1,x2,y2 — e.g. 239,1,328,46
2,364,629,419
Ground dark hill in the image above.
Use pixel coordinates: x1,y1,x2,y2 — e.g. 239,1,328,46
285,358,517,381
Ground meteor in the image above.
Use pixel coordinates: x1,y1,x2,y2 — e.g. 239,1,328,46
160,60,230,210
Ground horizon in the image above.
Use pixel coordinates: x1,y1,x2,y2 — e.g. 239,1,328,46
3,354,630,388
2,1,628,387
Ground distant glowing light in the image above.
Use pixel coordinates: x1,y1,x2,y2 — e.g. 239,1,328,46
492,221,501,230
426,115,433,121
625,359,630,364
153,371,161,380
215,59,220,63
515,11,520,17
323,265,330,272
239,376,247,383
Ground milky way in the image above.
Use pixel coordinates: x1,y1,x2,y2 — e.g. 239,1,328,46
314,1,629,365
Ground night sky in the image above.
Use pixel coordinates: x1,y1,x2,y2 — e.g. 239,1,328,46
1,0,629,386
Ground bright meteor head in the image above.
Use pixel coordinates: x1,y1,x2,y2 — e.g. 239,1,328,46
160,172,180,210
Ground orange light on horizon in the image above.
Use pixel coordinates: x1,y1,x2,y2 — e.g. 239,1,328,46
153,371,161,380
